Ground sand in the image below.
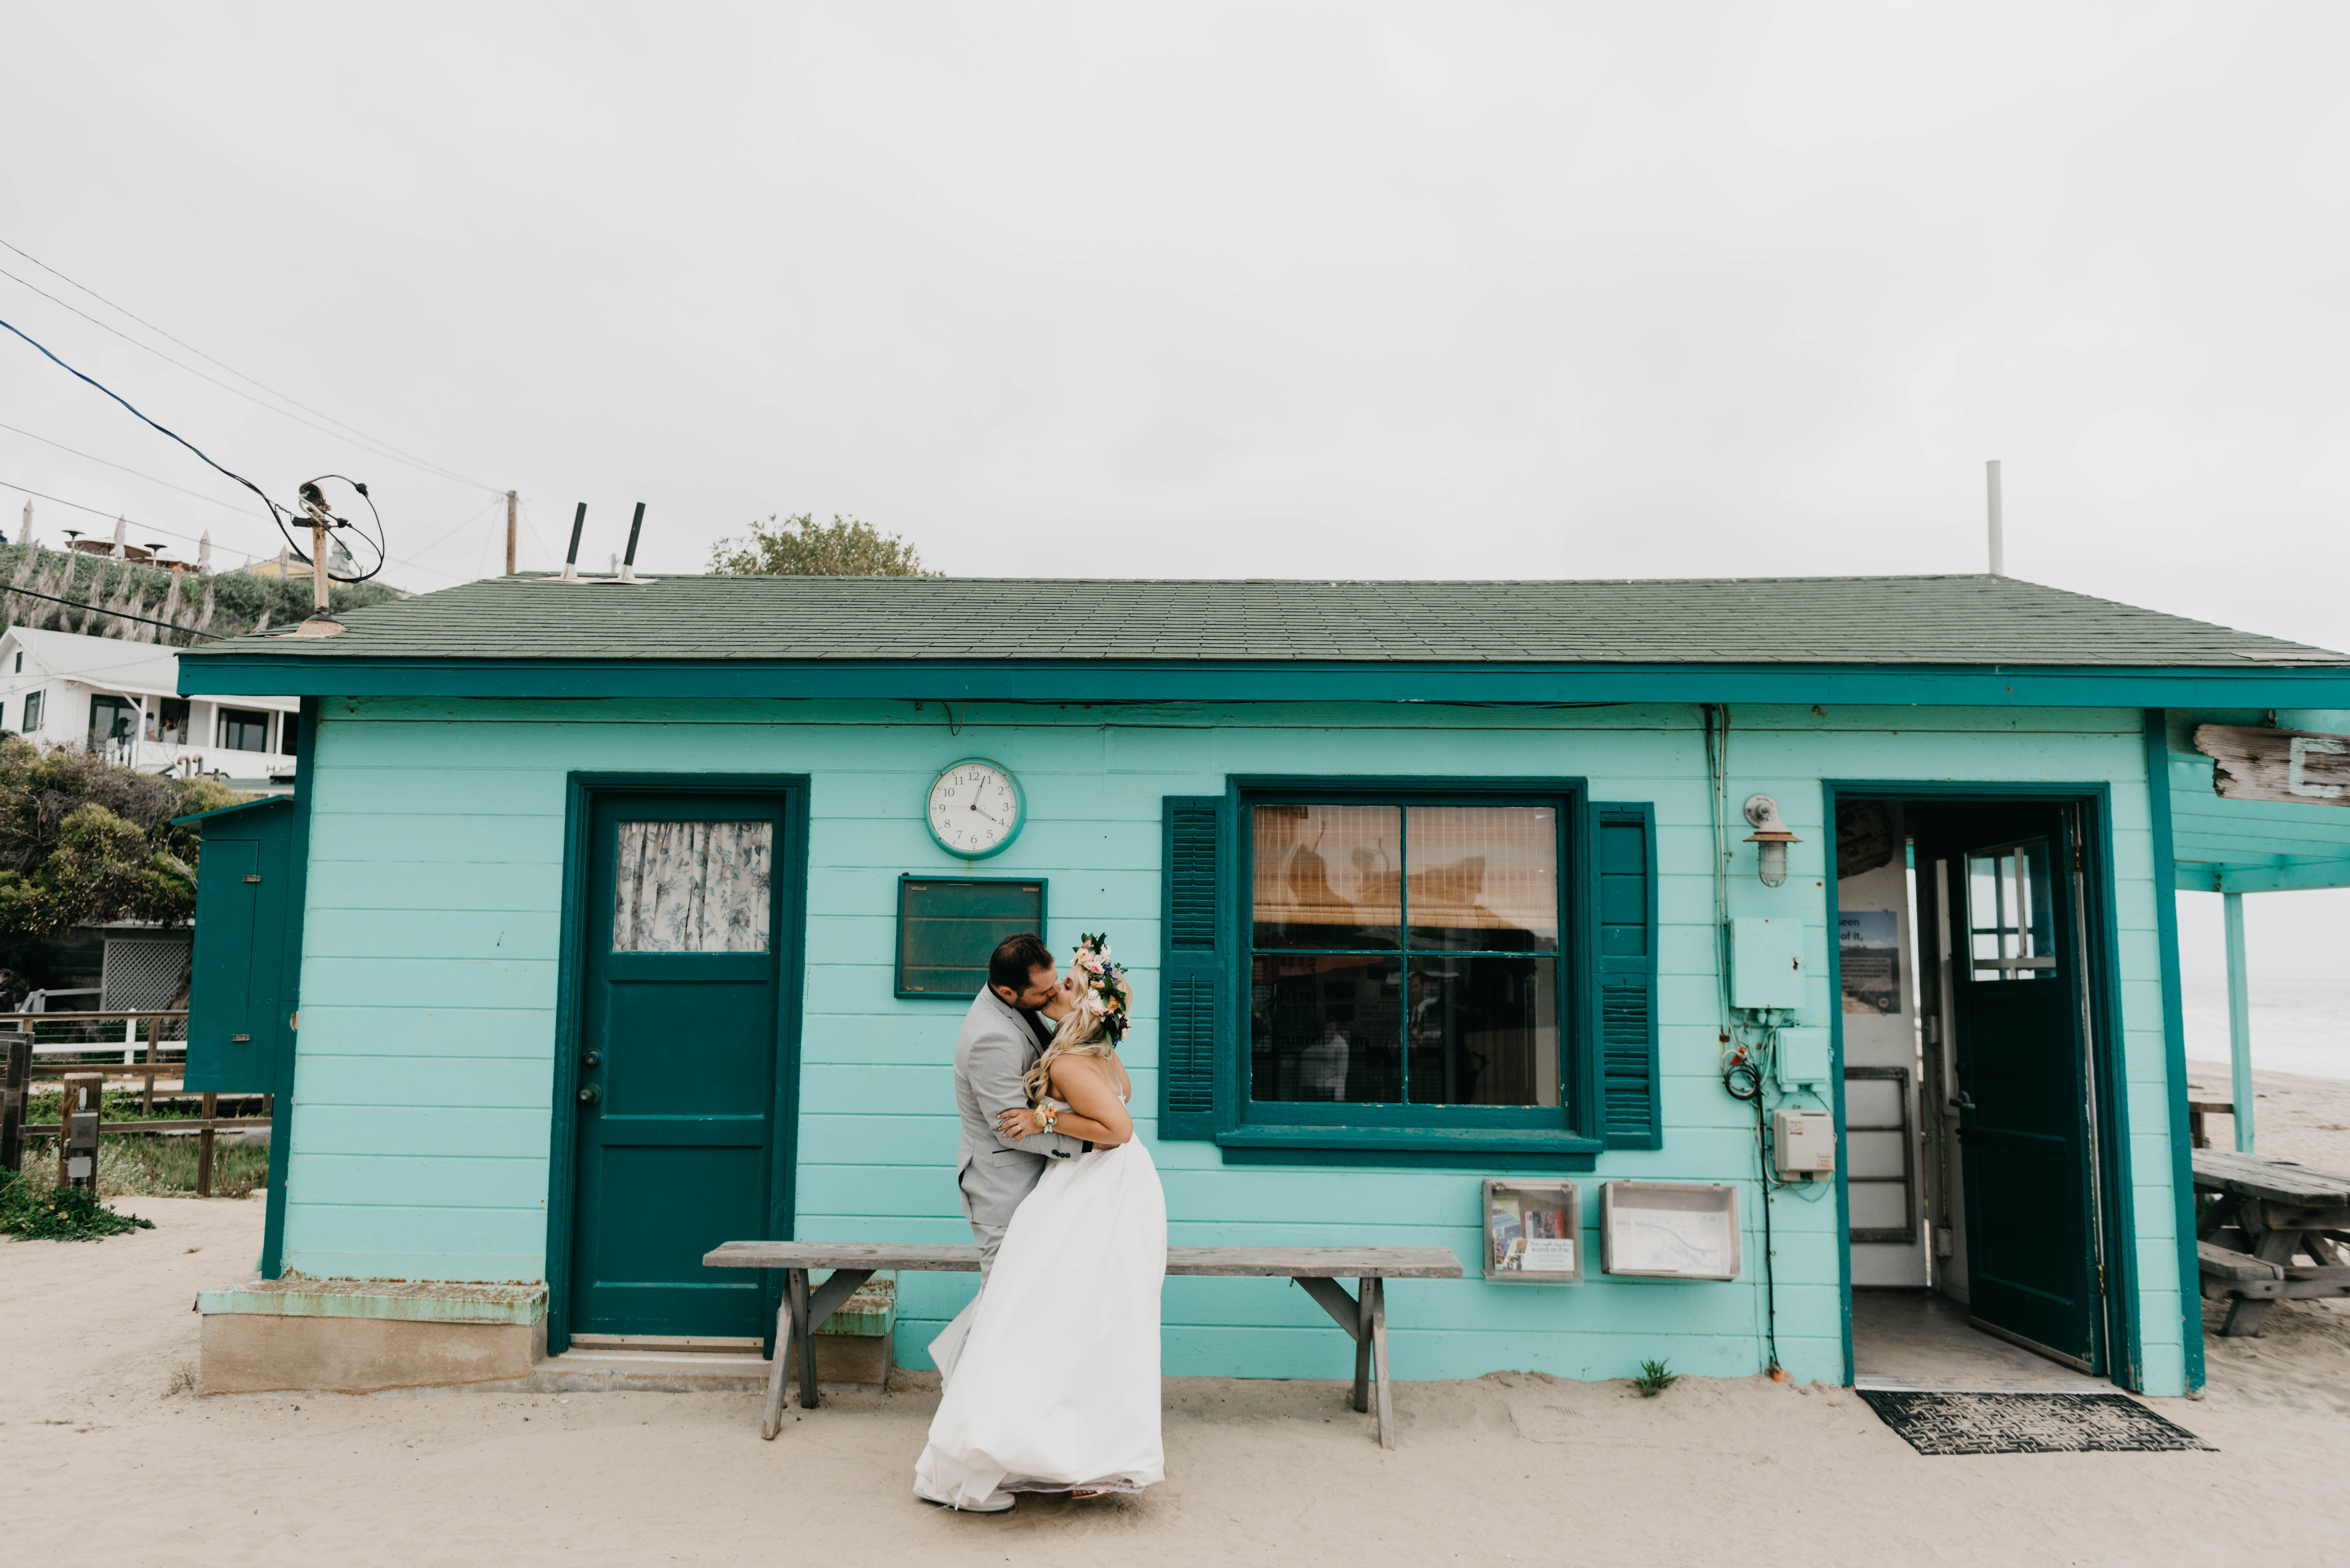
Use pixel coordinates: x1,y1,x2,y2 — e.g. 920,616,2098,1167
5,1074,2348,1567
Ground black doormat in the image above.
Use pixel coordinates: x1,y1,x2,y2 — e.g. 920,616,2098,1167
1857,1390,2214,1456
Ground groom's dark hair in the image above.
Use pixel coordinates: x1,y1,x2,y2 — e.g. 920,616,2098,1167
988,932,1054,995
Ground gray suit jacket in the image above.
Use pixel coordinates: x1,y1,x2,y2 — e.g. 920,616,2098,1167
953,984,1087,1237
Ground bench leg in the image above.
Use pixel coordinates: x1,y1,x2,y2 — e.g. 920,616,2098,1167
1368,1276,1393,1451
762,1274,799,1440
1353,1280,1373,1414
793,1268,820,1410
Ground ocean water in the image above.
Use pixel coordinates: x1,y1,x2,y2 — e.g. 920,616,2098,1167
2181,976,2350,1081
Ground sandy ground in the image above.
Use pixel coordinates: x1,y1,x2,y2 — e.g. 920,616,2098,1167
5,1074,2348,1568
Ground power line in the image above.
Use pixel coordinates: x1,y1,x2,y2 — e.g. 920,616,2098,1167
0,577,223,641
0,473,484,589
0,237,498,493
0,420,257,517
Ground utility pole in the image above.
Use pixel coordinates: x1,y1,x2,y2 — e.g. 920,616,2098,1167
506,490,518,575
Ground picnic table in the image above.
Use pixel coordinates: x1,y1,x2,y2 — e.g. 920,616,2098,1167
2192,1148,2350,1336
703,1242,1463,1449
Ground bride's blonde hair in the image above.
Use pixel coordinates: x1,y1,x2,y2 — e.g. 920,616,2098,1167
1021,933,1132,1107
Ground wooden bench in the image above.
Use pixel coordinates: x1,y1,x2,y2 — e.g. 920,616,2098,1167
703,1242,1463,1449
2192,1148,2350,1336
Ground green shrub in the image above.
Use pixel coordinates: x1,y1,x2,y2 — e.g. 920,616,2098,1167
0,1167,154,1240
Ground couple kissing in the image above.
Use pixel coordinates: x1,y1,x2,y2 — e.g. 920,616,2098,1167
912,931,1168,1512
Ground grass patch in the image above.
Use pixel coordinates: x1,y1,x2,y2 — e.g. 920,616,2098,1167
1634,1358,1678,1398
0,1168,154,1240
14,1134,269,1199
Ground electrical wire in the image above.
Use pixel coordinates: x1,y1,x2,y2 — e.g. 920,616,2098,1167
0,578,222,640
0,314,385,585
0,238,497,492
0,419,259,517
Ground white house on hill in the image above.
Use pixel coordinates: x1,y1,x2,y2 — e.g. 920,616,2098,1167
0,626,298,790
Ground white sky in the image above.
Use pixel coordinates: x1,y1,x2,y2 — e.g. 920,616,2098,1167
4,3,2347,972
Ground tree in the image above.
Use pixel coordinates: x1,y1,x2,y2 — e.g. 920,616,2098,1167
707,514,939,578
0,741,242,968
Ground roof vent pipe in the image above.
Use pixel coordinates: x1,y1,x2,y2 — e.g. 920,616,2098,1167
1986,459,2004,576
620,502,645,583
559,502,586,582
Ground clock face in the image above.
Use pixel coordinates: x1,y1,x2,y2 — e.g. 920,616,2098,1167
926,759,1023,860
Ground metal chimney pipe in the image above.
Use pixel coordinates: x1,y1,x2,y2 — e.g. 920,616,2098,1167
622,502,645,583
561,502,586,582
1986,460,2004,576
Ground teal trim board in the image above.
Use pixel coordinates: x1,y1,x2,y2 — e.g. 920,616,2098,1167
2144,711,2207,1394
258,697,317,1280
174,654,2350,710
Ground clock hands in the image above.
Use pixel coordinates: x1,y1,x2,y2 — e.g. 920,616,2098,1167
967,802,1008,827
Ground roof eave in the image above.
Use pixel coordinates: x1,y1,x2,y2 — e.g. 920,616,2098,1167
172,654,2350,709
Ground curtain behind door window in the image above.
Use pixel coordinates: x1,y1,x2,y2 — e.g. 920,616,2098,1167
612,820,773,953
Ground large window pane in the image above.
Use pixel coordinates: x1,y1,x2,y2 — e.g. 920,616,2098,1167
1252,805,1401,951
1406,954,1559,1106
1250,955,1401,1103
1406,806,1559,952
613,820,773,953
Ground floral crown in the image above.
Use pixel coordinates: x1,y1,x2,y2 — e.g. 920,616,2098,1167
1070,932,1131,1044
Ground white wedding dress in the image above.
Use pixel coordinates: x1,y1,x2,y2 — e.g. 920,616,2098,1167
914,1100,1167,1507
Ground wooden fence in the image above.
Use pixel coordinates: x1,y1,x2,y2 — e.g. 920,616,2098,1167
0,1011,270,1199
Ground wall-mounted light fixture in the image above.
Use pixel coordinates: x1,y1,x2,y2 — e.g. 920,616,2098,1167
1742,794,1801,887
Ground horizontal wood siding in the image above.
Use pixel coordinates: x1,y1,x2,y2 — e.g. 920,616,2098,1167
280,697,2183,1391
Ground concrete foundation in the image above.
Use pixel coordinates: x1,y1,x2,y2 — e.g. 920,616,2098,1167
198,1278,549,1395
197,1276,896,1396
202,1310,547,1394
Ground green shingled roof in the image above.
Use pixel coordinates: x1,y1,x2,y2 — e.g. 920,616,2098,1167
177,572,2346,668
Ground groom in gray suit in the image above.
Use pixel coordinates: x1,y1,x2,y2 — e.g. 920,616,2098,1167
954,932,1089,1283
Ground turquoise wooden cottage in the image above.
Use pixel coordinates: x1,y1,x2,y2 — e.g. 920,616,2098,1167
174,574,2350,1399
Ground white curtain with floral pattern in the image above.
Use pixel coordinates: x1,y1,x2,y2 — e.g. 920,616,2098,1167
612,820,772,953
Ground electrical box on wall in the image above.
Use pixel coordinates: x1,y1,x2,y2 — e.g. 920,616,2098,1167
1776,1027,1831,1087
1773,1108,1836,1179
1731,917,1805,1011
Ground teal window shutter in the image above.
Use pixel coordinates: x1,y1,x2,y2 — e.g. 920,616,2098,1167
1158,795,1223,1140
1593,801,1660,1150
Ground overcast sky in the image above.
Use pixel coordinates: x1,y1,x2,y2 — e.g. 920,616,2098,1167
5,3,2347,970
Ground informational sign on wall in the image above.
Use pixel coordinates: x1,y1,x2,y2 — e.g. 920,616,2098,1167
1840,910,1902,1015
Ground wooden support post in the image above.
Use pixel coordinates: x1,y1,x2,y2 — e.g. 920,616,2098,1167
1368,1276,1394,1451
1353,1276,1373,1414
0,1030,27,1174
505,490,518,576
141,1016,159,1116
59,1074,102,1190
2224,891,2256,1154
762,1281,798,1440
792,1268,819,1412
196,1091,217,1198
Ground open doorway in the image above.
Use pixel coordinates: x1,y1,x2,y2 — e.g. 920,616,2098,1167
1834,792,2128,1391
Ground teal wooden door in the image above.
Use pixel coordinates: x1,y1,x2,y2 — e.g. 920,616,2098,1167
1946,805,2101,1369
570,791,796,1338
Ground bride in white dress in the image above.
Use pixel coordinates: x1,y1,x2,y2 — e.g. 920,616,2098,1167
914,934,1167,1512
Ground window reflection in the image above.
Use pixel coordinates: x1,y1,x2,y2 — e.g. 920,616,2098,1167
1251,805,1401,950
1249,800,1561,1108
1406,806,1558,952
1251,955,1401,1103
1965,840,2057,981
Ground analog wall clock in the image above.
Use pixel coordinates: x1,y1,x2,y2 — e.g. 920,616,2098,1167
925,758,1024,860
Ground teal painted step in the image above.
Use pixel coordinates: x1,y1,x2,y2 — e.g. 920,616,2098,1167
198,1278,546,1325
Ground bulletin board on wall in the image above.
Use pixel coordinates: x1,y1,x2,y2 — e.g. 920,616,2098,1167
1482,1179,1583,1283
895,876,1047,998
